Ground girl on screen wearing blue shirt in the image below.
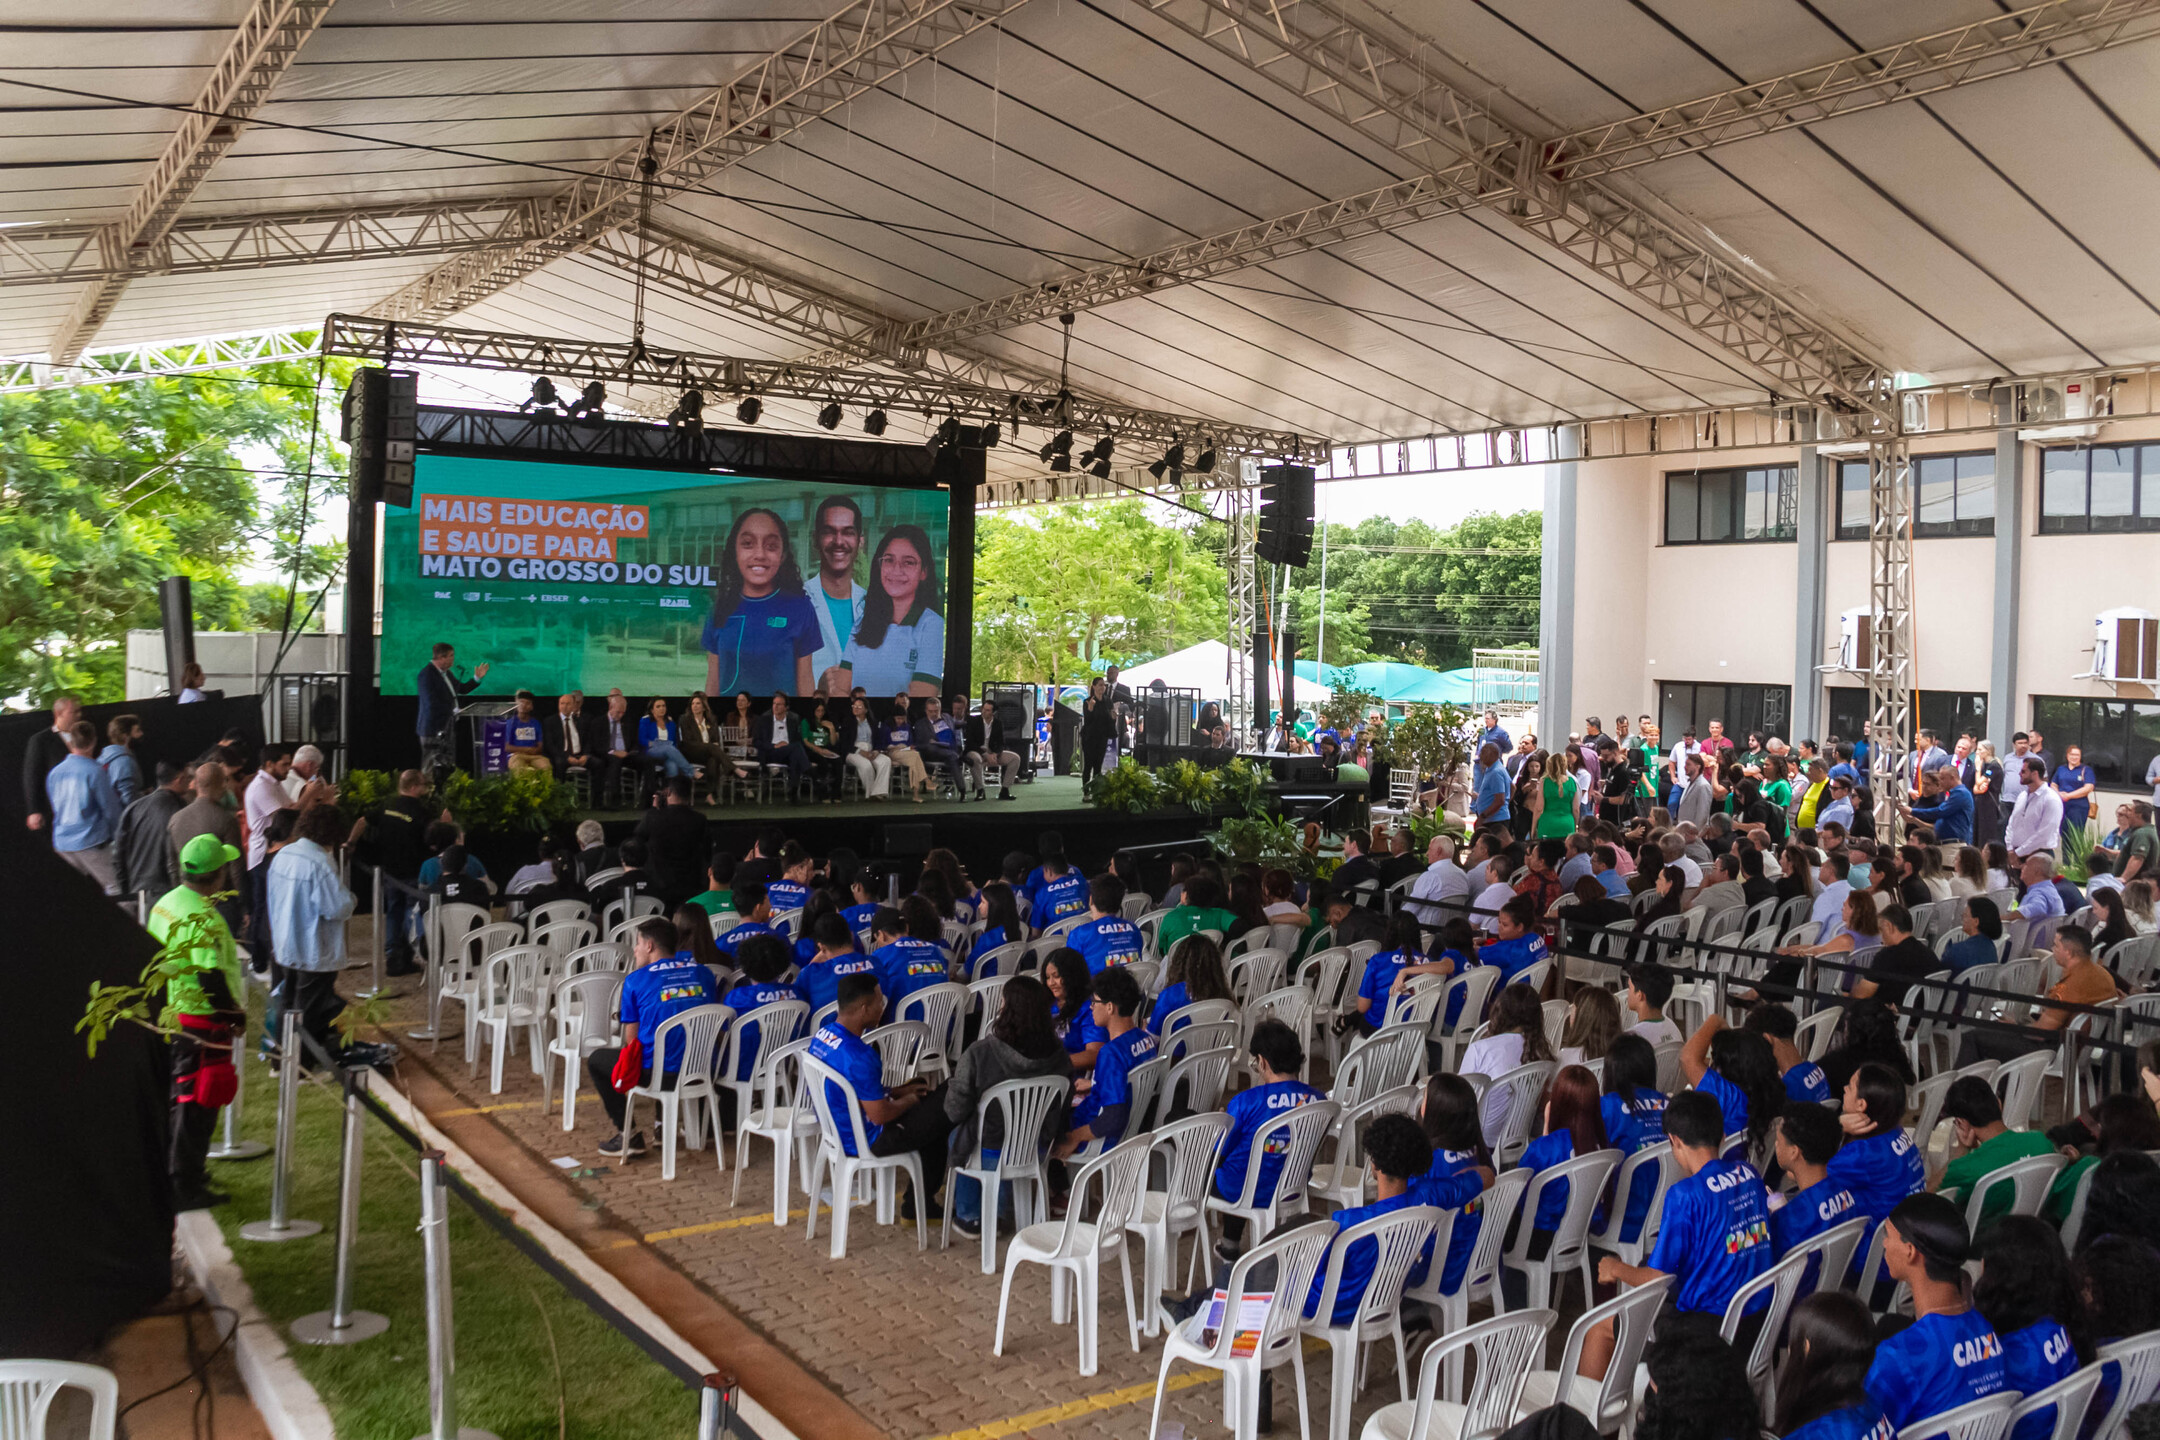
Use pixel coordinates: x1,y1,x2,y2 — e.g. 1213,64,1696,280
1862,1195,2008,1433
1043,948,1104,1073
1770,1291,1891,1440
1973,1217,2090,1440
1680,1015,1787,1165
1599,1033,1670,1247
1502,1064,1607,1308
836,525,943,699
702,508,821,696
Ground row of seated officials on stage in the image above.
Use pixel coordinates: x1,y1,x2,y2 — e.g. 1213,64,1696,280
490,684,1026,806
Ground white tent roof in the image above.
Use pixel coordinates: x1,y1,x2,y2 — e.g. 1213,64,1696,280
1119,640,1329,701
4,0,2158,480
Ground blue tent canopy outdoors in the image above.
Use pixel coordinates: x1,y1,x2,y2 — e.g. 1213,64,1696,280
1292,661,1540,709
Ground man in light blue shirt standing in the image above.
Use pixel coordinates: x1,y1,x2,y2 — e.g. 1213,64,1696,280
48,720,121,893
266,805,359,1064
1477,710,1510,755
1472,741,1511,832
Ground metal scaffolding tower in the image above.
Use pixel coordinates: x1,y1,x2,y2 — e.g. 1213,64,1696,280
1866,434,1917,833
1225,468,1261,741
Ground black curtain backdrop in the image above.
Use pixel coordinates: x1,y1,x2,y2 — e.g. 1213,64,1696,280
0,821,174,1355
2,691,265,827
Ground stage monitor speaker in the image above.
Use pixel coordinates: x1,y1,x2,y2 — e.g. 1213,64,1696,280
1257,464,1316,566
342,367,418,508
156,575,194,694
881,822,932,857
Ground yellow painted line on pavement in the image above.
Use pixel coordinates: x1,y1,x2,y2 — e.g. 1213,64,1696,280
432,1101,534,1118
643,1207,830,1243
922,1370,1215,1440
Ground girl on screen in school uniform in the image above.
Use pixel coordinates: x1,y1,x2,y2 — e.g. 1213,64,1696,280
836,524,943,699
702,508,821,696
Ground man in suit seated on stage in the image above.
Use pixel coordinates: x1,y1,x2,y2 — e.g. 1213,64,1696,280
594,689,659,807
544,691,596,786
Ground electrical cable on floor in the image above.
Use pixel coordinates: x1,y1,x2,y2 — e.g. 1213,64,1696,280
115,1301,240,1421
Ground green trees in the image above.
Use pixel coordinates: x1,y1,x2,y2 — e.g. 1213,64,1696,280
0,352,351,705
1284,511,1541,670
972,500,1227,684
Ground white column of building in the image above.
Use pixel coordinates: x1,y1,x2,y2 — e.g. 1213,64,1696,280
1792,444,1826,744
1539,432,1579,736
1989,427,2023,745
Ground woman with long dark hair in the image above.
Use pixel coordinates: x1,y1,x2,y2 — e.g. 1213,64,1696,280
1601,1034,1670,1248
1973,1216,2090,1439
1505,1065,1608,1295
1679,1019,1786,1158
1771,1291,1883,1439
702,508,819,695
839,524,943,698
1462,983,1555,1143
1411,1073,1495,1302
926,847,980,924
1818,998,1914,1096
965,882,1027,977
801,698,843,800
1149,932,1233,1038
1042,948,1102,1072
942,973,1074,1238
1943,896,2003,974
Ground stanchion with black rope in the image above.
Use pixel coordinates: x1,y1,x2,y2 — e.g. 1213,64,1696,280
237,1006,323,1242
291,1039,390,1345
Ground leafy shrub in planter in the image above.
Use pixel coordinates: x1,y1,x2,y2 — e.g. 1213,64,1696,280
1091,757,1167,814
335,767,575,836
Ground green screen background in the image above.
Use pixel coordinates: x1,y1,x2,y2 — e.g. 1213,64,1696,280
378,454,948,697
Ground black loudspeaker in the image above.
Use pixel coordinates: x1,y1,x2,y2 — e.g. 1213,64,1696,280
881,822,932,857
1257,464,1316,566
1252,620,1271,728
342,368,418,508
156,576,194,694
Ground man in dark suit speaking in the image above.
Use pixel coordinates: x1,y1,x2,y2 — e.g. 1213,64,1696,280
416,642,488,778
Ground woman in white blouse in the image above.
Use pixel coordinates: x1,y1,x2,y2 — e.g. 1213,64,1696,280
1458,983,1557,1146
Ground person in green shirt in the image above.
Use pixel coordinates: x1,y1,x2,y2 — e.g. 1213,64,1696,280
1937,1076,2057,1223
149,833,250,1211
1157,871,1239,953
684,848,735,919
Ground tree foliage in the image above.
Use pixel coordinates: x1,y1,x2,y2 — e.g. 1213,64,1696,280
0,349,354,707
1284,511,1541,670
972,500,1227,684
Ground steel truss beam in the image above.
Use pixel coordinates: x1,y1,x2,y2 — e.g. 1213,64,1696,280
1225,475,1259,736
853,0,2160,406
48,0,335,363
2,200,550,289
0,327,321,394
375,0,1031,323
318,313,1323,458
1866,435,1916,833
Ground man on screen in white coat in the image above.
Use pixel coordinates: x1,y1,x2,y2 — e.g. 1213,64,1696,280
809,497,867,694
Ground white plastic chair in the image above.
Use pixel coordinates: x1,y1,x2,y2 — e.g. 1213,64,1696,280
1163,1045,1237,1117
1892,1391,2018,1440
1146,1220,1334,1440
713,997,809,1144
968,939,1027,981
620,1003,730,1180
1205,1098,1339,1243
993,1132,1151,1377
967,973,1012,1040
1227,949,1290,1008
545,971,620,1129
1159,997,1238,1048
1128,1112,1233,1337
1431,967,1503,1073
531,917,598,962
472,945,546,1093
1300,947,1356,1066
1513,1274,1673,1433
1992,1049,2051,1131
2001,1356,2103,1440
1586,1140,1678,1267
1309,1086,1421,1211
1500,1148,1622,1327
2058,1161,2101,1251
0,1360,119,1440
524,897,590,932
864,1019,930,1088
945,1074,1071,1273
728,1035,818,1224
1486,1060,1557,1164
561,940,628,976
801,1053,929,1258
1303,1205,1442,1440
1357,1308,1556,1440
2090,1332,2160,1438
1337,1025,1426,1108
440,918,519,1050
1960,1153,2067,1228
1719,1245,1817,1413
894,981,968,1080
1403,1167,1534,1401
601,892,664,935
1242,984,1317,1081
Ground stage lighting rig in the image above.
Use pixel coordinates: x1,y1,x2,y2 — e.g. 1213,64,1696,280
736,395,762,425
1191,445,1216,474
1039,429,1073,468
518,376,562,415
665,388,704,429
565,381,606,420
863,408,887,436
1084,437,1113,479
980,421,1000,448
817,401,843,430
1148,441,1186,481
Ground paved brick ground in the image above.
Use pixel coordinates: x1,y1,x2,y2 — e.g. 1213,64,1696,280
349,915,1547,1440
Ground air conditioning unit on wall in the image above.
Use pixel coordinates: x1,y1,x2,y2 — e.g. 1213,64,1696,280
1833,607,1873,673
2082,607,2160,683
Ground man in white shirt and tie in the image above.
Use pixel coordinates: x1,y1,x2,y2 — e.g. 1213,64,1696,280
546,693,593,784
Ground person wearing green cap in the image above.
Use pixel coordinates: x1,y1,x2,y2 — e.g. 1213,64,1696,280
150,833,248,1210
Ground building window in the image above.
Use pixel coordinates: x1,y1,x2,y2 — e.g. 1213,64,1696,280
2028,696,2160,789
1664,466,1797,545
1657,682,1791,749
1825,689,1988,753
1835,452,1995,538
2039,445,2160,533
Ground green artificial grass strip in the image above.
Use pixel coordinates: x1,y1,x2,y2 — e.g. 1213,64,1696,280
208,1037,695,1440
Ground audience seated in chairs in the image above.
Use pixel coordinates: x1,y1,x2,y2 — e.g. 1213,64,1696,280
806,973,956,1221
586,915,719,1159
943,973,1074,1239
586,837,656,914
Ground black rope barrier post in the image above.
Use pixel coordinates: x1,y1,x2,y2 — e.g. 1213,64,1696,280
209,966,269,1161
698,1373,737,1440
292,1067,390,1344
238,1008,323,1242
413,1149,499,1440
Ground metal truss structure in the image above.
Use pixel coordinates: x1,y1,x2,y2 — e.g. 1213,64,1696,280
0,327,321,394
1224,475,1260,738
375,0,1033,323
1866,436,1917,832
48,0,335,363
316,313,1324,458
2,200,550,289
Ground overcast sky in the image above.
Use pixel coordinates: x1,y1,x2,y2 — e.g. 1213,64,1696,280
1315,465,1547,528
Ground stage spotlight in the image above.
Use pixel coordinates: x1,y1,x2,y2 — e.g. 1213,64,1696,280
1085,453,1112,479
863,408,888,435
817,401,843,430
518,376,561,414
931,416,961,449
1050,452,1072,472
665,388,704,428
566,381,606,420
980,421,1000,448
736,395,762,425
1086,437,1113,465
1038,429,1073,464
1147,442,1185,481
1191,445,1216,473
